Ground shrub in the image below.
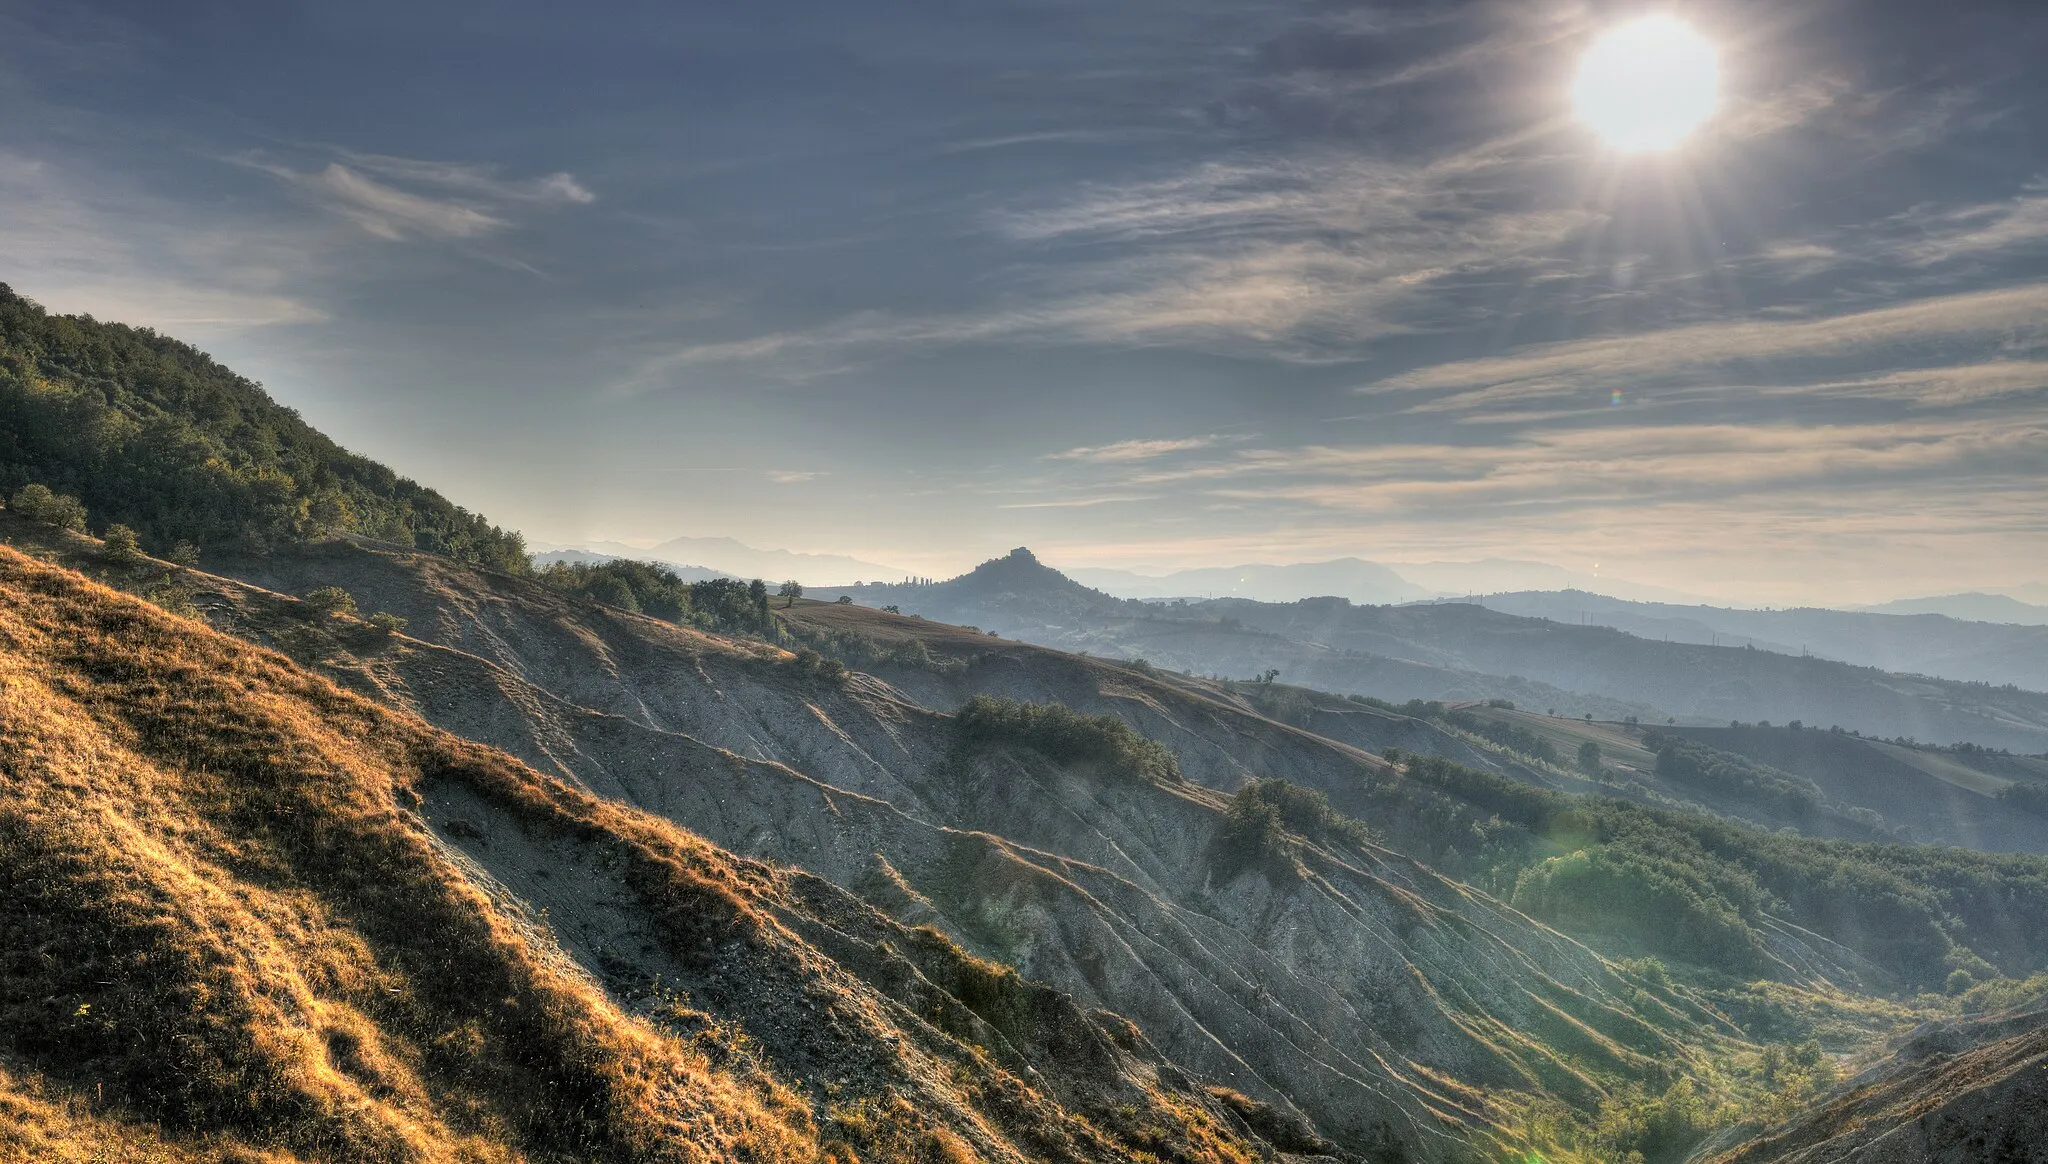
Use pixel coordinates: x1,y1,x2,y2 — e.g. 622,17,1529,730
302,585,358,616
366,611,408,636
953,695,1180,783
1216,786,1292,875
100,523,144,563
792,648,848,684
9,483,87,531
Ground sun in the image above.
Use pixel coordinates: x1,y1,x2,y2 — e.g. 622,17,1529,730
1572,16,1719,151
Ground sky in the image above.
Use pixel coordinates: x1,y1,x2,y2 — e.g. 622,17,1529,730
3,0,2046,604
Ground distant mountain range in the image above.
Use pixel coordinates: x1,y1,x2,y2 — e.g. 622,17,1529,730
1064,555,1718,604
1862,591,2048,625
531,535,908,585
1469,589,2048,690
834,549,2048,752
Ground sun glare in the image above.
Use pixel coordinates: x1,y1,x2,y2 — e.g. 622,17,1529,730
1573,16,1719,151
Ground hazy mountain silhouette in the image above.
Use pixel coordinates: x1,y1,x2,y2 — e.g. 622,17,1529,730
847,551,2048,752
1863,591,2048,625
1471,589,2048,690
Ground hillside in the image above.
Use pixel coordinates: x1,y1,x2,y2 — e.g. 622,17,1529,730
0,284,526,570
0,543,1297,1164
4,519,1716,1160
838,555,2048,753
1472,590,2048,692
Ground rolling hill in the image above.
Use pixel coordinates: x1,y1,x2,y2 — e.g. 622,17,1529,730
835,551,2048,753
1471,589,2048,691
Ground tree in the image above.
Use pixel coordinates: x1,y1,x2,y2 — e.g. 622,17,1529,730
101,524,144,564
10,484,87,531
835,594,854,605
307,492,354,535
587,572,640,613
779,580,803,608
748,578,770,620
1578,740,1603,773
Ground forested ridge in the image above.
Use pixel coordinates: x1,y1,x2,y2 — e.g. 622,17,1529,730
0,284,527,571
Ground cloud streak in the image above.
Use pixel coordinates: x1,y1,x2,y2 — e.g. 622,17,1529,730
1045,436,1222,462
1371,283,2048,411
239,151,594,242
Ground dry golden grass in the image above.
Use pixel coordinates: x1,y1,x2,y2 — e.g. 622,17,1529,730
0,545,1266,1164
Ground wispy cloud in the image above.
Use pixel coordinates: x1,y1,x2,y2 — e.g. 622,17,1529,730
1045,436,1222,463
237,150,594,242
1888,180,2048,266
613,144,1599,391
338,151,596,205
997,494,1158,510
766,469,823,484
1367,283,2048,412
0,150,324,334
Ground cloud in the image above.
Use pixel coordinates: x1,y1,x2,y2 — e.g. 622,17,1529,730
0,150,324,335
238,151,594,242
339,151,596,205
1045,436,1221,463
996,494,1158,510
613,145,1599,391
242,159,509,240
766,470,823,484
1108,418,2048,522
1368,283,2048,411
1889,182,2048,266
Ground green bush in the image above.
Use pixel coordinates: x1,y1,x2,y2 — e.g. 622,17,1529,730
953,695,1180,783
1217,786,1293,875
1512,847,1772,976
366,611,408,636
302,585,358,617
101,522,144,563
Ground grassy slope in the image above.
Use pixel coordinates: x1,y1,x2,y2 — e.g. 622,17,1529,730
0,544,1271,1164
